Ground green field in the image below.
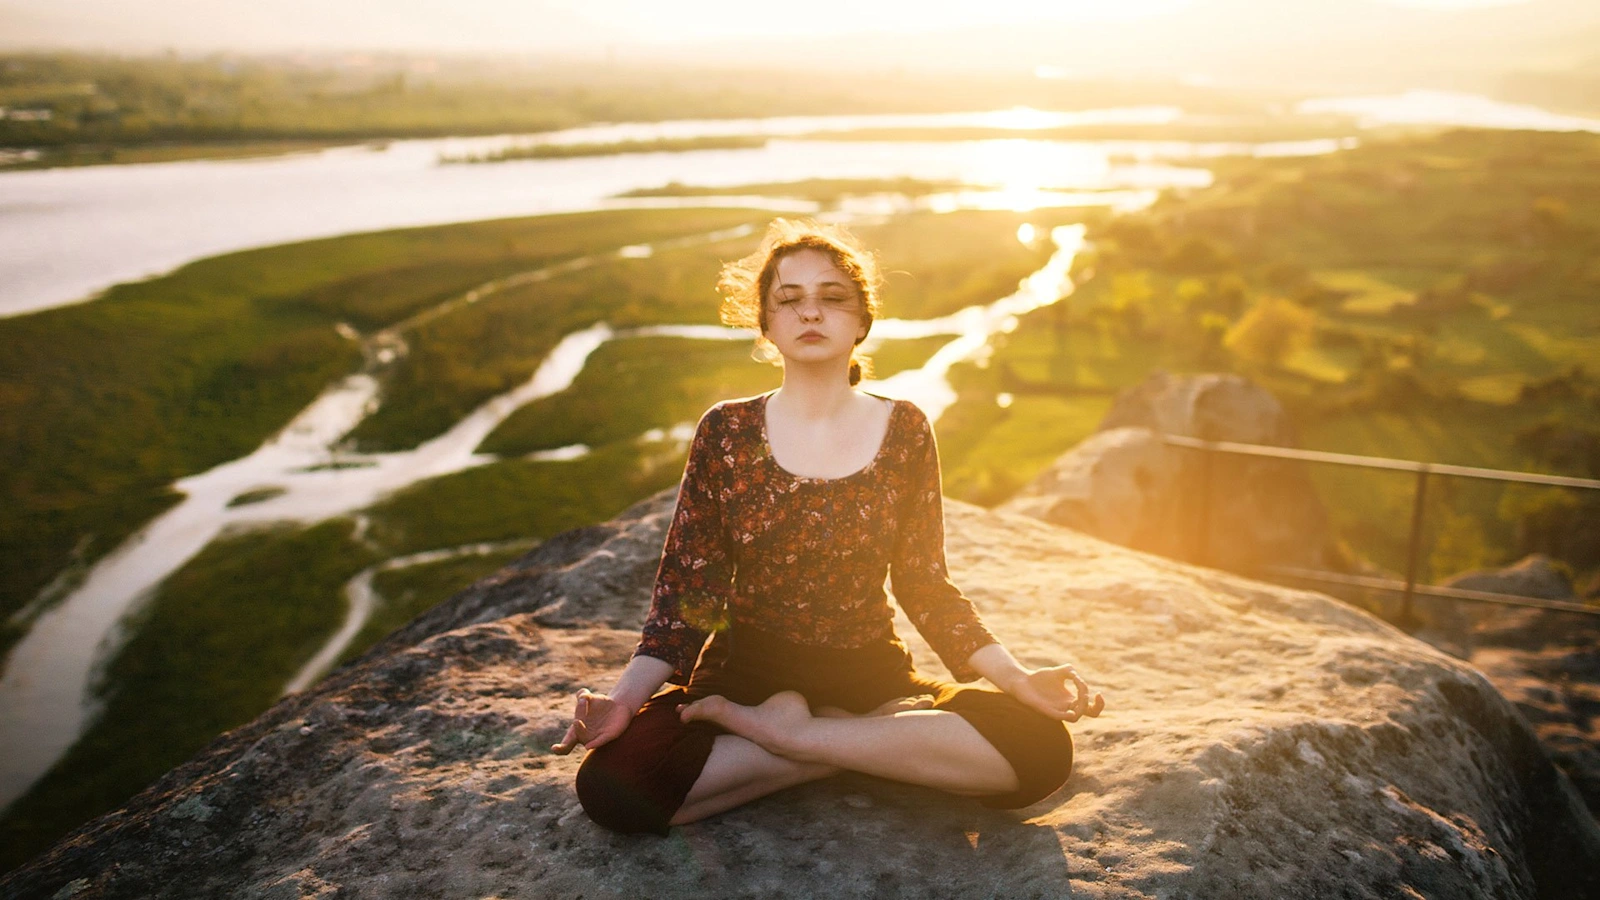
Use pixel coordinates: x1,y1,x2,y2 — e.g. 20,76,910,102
0,207,766,629
444,135,770,164
616,177,974,203
958,128,1600,580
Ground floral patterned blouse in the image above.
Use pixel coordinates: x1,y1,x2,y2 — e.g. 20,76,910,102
632,389,998,685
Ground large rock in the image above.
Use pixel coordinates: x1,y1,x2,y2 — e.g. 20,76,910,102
4,491,1598,898
1001,372,1337,574
1416,555,1578,659
1095,370,1296,445
1448,555,1577,609
1451,556,1600,818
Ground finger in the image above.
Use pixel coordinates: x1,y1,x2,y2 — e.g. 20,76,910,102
1087,693,1107,717
1052,665,1083,695
1070,672,1092,704
551,721,579,754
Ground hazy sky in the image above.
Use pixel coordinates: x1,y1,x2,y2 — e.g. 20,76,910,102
0,0,1540,54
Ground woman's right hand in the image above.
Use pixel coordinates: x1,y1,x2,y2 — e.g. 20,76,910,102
551,688,634,754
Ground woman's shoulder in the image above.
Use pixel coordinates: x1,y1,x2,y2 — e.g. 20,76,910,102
694,392,770,439
870,393,933,441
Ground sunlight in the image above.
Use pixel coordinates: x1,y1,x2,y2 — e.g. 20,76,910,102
1298,90,1600,133
585,0,1197,41
968,138,1106,196
966,106,1181,131
1379,0,1531,7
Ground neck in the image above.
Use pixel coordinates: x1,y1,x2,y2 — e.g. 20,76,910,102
772,364,857,420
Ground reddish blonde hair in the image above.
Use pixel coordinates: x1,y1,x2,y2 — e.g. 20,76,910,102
717,218,882,386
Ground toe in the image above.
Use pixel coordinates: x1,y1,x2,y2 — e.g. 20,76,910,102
679,696,726,722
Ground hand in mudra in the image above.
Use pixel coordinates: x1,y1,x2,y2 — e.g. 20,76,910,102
551,688,633,754
1007,665,1106,722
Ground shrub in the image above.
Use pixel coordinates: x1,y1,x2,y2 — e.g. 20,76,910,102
1223,295,1317,369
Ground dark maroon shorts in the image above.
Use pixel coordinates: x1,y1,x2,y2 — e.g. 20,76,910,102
575,625,1074,835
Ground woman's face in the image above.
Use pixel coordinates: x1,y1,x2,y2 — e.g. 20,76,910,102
761,248,869,364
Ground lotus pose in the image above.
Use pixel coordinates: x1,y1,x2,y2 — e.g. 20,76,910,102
553,218,1105,834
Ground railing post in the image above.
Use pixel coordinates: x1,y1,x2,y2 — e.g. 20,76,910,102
1401,466,1430,626
1195,442,1213,567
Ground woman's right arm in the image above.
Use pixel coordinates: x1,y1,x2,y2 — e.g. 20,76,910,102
551,406,734,753
606,654,676,714
629,405,736,685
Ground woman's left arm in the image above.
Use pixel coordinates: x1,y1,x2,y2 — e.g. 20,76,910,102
968,642,1107,722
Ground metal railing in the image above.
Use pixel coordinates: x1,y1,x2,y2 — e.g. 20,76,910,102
1162,434,1600,622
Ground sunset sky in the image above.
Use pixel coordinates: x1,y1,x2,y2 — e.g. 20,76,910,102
2,0,1591,90
0,0,1549,52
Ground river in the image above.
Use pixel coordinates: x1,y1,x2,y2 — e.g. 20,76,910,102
0,102,1356,318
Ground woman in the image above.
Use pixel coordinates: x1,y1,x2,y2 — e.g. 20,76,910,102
552,218,1105,835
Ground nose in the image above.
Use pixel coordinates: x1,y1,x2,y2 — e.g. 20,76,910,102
784,297,826,321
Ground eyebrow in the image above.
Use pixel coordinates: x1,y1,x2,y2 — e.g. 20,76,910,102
772,277,853,290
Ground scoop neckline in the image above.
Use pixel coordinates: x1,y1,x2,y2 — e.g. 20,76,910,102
758,390,900,484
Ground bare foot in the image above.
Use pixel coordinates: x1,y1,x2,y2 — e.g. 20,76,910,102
816,694,937,719
678,690,813,756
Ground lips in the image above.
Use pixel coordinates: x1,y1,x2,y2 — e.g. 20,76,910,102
799,331,825,340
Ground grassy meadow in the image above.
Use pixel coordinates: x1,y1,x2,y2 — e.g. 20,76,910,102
936,128,1600,581
443,135,771,164
0,207,765,634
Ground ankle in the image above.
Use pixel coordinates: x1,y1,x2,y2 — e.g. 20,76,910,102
771,717,830,765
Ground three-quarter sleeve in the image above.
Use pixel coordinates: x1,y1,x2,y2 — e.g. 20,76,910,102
631,405,736,684
889,409,998,683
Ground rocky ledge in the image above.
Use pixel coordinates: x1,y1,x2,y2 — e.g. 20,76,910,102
3,490,1598,899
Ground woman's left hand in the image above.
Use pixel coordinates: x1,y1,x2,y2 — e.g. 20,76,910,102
1005,664,1106,722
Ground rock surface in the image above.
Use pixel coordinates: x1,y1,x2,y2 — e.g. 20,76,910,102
4,490,1599,899
1001,371,1337,574
1448,556,1600,819
1096,370,1297,446
1447,555,1578,605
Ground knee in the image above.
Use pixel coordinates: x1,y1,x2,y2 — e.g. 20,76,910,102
1050,720,1075,789
1027,705,1074,787
575,746,673,837
1004,703,1075,804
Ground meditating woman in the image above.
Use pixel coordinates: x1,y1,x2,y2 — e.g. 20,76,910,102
552,218,1105,835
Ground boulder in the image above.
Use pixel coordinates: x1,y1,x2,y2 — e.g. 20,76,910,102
1001,372,1337,574
1096,370,1296,445
1410,555,1577,659
3,491,1597,899
1453,556,1600,818
1448,555,1577,606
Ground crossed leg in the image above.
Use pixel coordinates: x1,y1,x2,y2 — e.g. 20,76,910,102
669,691,1020,826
